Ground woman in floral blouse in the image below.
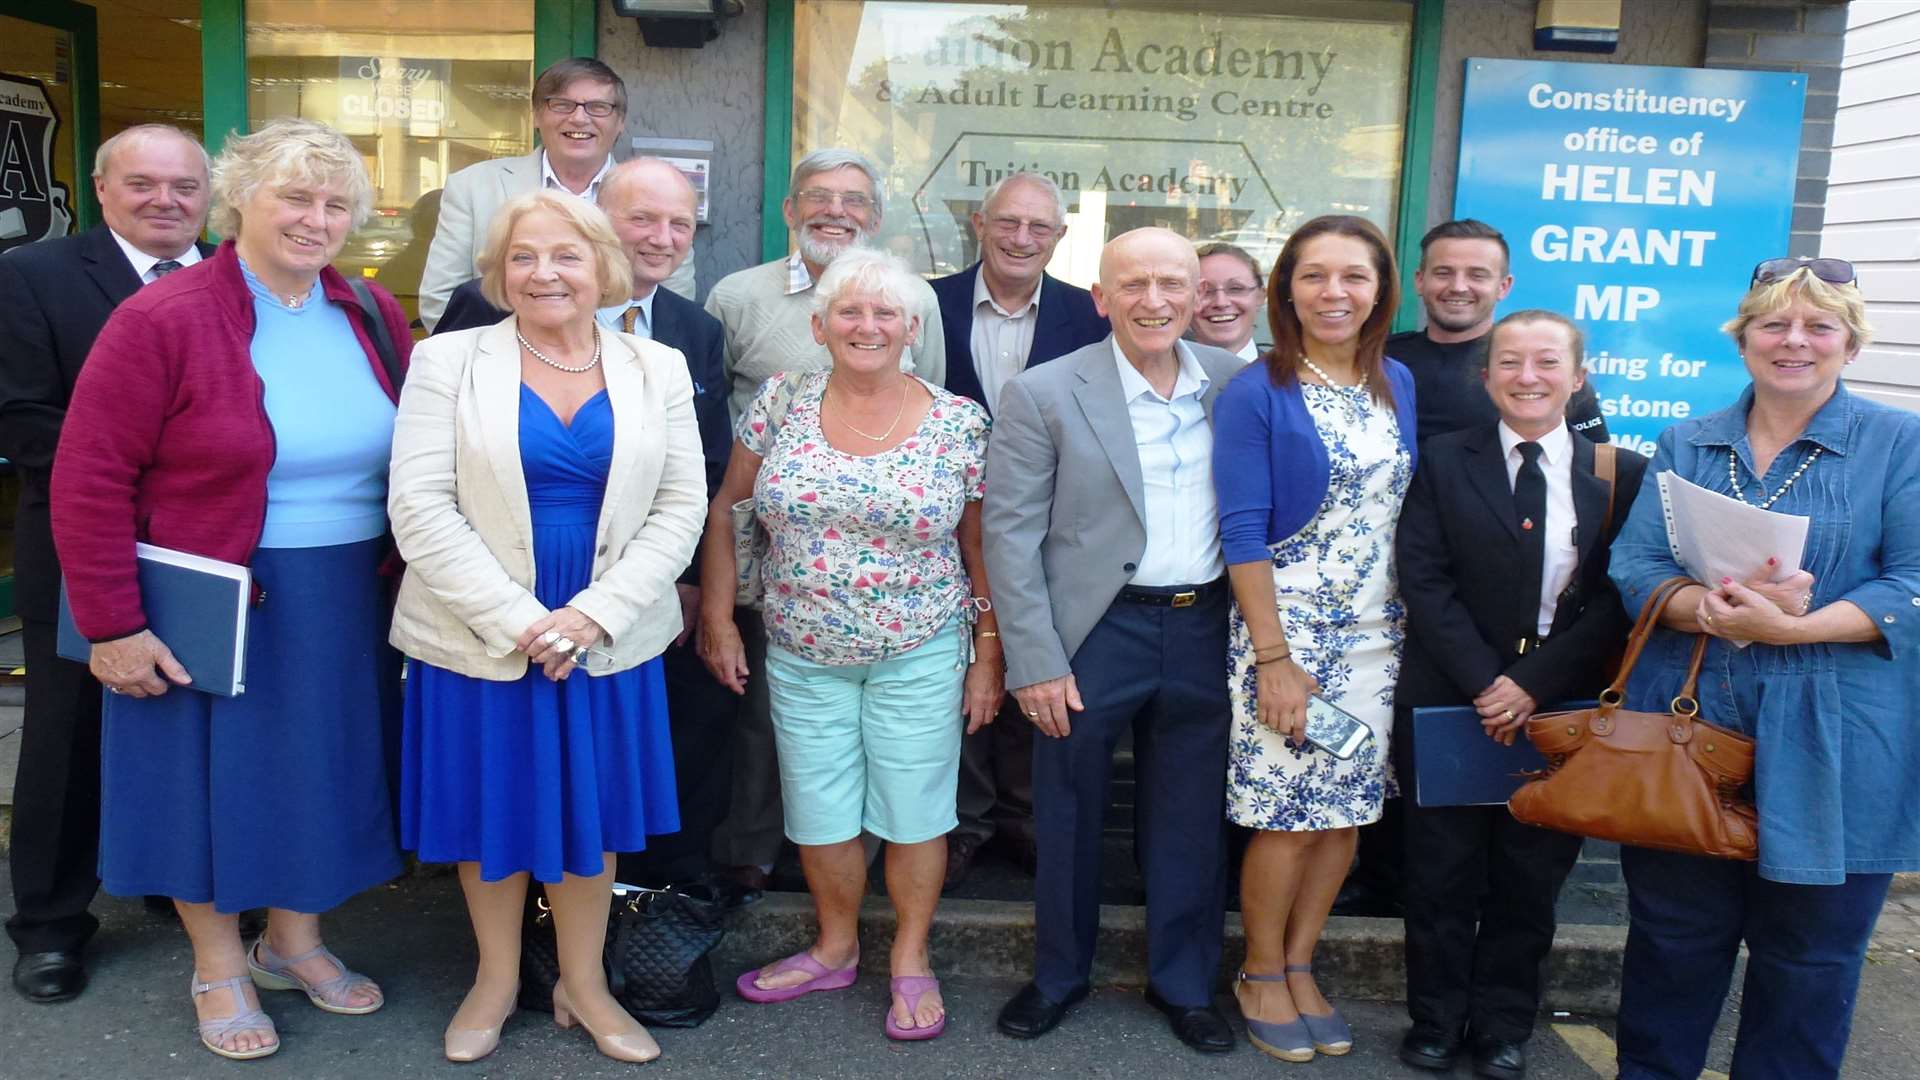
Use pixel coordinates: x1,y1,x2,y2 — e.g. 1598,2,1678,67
699,248,1001,1041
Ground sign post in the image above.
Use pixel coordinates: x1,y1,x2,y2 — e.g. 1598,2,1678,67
1454,58,1805,454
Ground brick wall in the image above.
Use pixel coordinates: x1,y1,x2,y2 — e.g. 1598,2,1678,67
1704,0,1850,256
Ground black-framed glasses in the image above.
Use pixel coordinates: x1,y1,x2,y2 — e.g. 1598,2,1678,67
1750,257,1855,287
542,97,618,118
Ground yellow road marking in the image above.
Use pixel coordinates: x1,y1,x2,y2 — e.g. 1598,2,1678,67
1551,1023,1728,1080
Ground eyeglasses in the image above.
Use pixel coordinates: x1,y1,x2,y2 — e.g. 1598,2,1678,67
1197,283,1260,301
794,188,872,211
988,216,1059,242
542,97,619,118
1750,257,1856,287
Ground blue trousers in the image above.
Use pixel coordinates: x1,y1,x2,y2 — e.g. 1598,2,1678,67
1616,846,1890,1080
1031,592,1231,1006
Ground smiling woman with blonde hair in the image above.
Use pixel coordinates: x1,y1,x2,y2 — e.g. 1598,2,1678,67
388,188,705,1064
51,117,411,1061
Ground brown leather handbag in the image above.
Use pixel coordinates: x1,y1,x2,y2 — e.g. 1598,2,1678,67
1508,576,1759,860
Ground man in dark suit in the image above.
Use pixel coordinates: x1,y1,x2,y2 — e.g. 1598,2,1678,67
928,171,1107,887
435,157,733,890
0,124,212,1002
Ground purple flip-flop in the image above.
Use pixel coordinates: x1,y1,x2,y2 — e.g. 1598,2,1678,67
883,975,947,1041
734,950,858,1003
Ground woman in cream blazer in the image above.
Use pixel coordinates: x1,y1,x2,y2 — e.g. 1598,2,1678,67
387,191,704,1064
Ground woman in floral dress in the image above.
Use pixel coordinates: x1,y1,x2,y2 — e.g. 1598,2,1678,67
698,249,1002,1041
1212,215,1417,1062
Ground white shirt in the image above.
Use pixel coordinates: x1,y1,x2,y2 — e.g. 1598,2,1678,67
969,273,1040,415
596,287,657,338
1114,339,1225,587
1498,419,1577,636
785,249,815,295
539,149,614,201
109,229,202,284
1235,339,1258,364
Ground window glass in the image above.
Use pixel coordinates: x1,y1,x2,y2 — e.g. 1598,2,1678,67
245,0,536,326
794,0,1411,315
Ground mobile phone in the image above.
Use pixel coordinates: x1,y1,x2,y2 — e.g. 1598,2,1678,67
1304,696,1373,759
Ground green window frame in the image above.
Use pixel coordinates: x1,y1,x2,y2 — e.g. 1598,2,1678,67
0,0,102,229
760,0,1446,333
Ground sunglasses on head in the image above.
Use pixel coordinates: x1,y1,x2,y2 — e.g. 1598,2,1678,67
1750,257,1856,288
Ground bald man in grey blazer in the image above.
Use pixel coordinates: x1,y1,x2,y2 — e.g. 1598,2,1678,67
985,228,1242,1052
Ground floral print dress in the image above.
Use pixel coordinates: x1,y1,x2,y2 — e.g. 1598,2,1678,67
1227,381,1413,831
739,370,989,665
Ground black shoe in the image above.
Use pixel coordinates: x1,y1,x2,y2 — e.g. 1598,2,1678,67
997,981,1088,1039
1143,987,1234,1053
12,950,86,1003
143,894,177,918
1400,1026,1465,1071
943,832,986,890
1331,880,1404,918
1471,1035,1527,1080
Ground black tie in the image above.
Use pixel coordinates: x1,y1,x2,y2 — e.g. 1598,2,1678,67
150,259,183,280
1514,441,1547,635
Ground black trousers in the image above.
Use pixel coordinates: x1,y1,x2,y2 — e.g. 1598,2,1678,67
1402,799,1582,1042
6,618,105,954
1032,593,1230,1006
616,636,736,886
954,695,1035,844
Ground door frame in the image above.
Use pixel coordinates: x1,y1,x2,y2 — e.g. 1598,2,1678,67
0,0,101,229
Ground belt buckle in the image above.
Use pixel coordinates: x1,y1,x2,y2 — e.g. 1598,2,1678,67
1171,590,1197,608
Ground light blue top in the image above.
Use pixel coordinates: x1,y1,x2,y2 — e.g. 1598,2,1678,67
242,260,395,549
596,290,654,338
1609,383,1920,884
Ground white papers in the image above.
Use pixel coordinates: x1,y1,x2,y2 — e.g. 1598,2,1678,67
1657,472,1808,647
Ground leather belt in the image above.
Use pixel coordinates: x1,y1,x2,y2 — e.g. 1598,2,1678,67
1118,578,1227,609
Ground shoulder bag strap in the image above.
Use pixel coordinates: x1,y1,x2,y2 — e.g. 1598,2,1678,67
1595,443,1618,535
1600,575,1695,702
347,278,405,396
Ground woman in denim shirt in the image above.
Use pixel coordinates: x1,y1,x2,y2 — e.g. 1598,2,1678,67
1606,262,1920,1080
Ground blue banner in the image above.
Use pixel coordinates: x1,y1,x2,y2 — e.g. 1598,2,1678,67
1453,59,1805,455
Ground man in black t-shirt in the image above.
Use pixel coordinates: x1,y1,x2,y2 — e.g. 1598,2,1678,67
1386,219,1608,445
1337,220,1607,919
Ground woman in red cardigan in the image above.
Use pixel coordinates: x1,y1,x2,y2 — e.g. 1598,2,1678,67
51,119,411,1062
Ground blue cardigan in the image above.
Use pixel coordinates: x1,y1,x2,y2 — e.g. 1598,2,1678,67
1213,357,1418,565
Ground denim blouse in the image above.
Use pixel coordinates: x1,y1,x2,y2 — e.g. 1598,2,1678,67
1608,383,1920,884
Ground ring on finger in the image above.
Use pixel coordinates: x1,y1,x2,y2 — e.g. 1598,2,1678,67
542,629,560,645
554,636,576,653
571,646,590,665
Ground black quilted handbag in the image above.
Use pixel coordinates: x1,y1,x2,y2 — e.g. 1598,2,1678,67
518,883,728,1027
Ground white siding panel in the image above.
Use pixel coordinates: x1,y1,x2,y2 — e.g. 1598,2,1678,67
1831,8,1920,412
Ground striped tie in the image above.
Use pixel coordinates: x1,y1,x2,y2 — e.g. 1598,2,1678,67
621,305,639,335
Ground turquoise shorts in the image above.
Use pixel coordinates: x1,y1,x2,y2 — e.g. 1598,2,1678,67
764,619,966,846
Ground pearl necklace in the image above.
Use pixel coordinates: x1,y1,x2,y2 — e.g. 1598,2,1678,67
1297,354,1364,390
518,327,602,373
1728,445,1821,510
826,376,908,442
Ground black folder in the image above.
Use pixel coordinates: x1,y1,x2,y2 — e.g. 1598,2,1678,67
1410,704,1593,808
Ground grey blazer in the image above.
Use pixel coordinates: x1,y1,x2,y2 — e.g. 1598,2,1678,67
418,150,697,331
983,336,1243,690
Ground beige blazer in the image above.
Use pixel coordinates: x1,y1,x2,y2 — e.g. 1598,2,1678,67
388,318,706,679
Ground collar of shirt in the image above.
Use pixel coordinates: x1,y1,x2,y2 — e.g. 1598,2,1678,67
1235,339,1258,363
1498,418,1572,471
539,149,614,200
596,288,657,337
972,271,1040,320
785,249,815,296
110,229,201,283
1113,338,1209,404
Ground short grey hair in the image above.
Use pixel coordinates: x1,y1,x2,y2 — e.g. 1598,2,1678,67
94,124,209,180
981,170,1066,225
812,247,920,318
790,148,885,221
209,119,374,238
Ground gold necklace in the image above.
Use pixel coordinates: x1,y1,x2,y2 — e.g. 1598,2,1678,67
827,376,908,442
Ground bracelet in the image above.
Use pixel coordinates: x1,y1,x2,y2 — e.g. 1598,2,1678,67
1254,655,1292,667
976,630,1000,639
1253,644,1291,659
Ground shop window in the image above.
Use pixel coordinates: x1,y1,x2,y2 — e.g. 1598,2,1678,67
245,0,537,325
793,0,1412,300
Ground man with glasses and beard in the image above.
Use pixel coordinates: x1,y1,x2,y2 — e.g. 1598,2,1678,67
701,147,946,894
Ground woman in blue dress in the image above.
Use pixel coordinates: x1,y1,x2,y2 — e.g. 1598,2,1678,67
388,191,706,1064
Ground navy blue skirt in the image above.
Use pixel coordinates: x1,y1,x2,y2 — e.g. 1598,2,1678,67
98,538,404,913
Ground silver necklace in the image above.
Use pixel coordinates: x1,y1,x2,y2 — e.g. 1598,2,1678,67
518,326,602,373
826,376,908,442
1728,445,1821,510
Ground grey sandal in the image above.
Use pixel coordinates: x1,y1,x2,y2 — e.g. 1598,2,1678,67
1236,970,1314,1062
1286,963,1353,1055
191,974,280,1061
248,937,384,1015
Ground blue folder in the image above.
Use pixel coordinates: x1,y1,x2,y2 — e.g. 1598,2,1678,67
1411,703,1596,808
56,543,252,697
